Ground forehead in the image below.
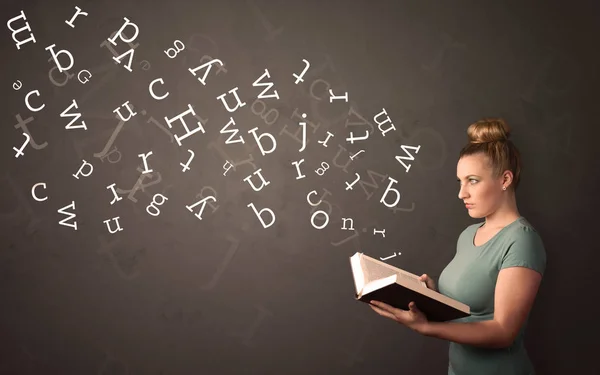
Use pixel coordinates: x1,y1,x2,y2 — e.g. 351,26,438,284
456,154,491,177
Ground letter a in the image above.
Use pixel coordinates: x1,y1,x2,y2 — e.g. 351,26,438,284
57,201,77,230
6,10,36,50
61,99,87,130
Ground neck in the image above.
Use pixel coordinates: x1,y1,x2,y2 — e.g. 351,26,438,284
483,192,520,228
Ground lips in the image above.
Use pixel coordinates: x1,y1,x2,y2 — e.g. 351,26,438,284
465,204,474,208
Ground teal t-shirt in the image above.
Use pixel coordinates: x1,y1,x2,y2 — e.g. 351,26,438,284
437,216,546,375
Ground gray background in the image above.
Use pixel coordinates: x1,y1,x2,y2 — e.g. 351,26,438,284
1,0,598,374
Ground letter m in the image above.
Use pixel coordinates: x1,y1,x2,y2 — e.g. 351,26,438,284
7,10,37,50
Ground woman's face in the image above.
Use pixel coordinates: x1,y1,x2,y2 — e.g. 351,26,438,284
456,153,505,219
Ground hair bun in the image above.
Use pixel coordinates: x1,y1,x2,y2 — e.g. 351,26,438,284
467,118,511,144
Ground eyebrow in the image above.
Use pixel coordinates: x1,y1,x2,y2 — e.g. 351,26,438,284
456,175,481,179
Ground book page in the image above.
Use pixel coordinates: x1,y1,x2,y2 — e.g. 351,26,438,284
361,254,426,289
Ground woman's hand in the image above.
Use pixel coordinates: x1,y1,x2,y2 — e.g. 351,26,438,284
368,300,430,335
419,273,437,292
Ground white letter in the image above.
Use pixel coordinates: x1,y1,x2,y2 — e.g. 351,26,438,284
77,70,91,84
112,48,135,72
113,100,137,121
293,59,310,84
57,201,77,230
106,183,123,205
180,149,195,172
186,195,217,220
345,173,360,190
318,131,334,147
65,6,88,28
216,87,246,113
247,202,276,229
252,69,279,100
373,228,386,237
306,190,321,206
188,58,224,85
311,211,329,230
223,161,234,176
149,77,169,100
248,127,276,156
395,145,421,173
380,177,401,208
146,193,168,216
243,168,271,192
6,10,36,50
13,80,22,90
164,39,184,58
107,17,139,45
291,159,305,180
13,132,30,158
220,117,245,144
103,216,123,234
164,104,205,146
373,108,396,137
341,218,354,230
73,159,93,179
346,130,369,144
25,90,45,112
60,99,87,130
45,44,74,73
298,113,307,152
31,182,47,201
138,151,153,173
329,89,348,102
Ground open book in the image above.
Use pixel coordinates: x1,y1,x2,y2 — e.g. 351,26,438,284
350,252,470,322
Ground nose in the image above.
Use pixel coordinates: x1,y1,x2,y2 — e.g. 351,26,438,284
458,184,468,200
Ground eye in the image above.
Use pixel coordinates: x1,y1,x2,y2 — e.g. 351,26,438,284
469,179,478,184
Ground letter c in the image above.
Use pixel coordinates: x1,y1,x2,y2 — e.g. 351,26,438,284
149,77,169,100
306,190,322,206
31,182,48,202
25,90,45,112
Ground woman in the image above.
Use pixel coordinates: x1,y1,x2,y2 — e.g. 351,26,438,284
369,118,547,375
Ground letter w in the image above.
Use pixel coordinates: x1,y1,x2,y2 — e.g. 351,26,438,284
395,144,421,173
220,117,245,144
61,99,87,130
57,201,78,230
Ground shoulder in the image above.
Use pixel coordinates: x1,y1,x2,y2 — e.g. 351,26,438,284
500,217,547,275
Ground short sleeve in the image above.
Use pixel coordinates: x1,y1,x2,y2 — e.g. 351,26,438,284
500,227,547,276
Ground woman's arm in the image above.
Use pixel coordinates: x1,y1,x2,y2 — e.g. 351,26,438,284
421,266,543,349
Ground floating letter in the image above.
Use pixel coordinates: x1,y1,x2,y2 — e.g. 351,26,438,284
31,182,47,202
380,177,401,208
25,90,45,112
186,195,217,220
243,168,271,192
73,159,93,179
57,201,77,230
13,132,30,158
395,145,421,173
104,216,123,234
293,59,310,84
7,10,36,50
149,78,169,100
188,58,224,85
60,99,87,130
252,69,279,100
164,104,205,146
65,6,88,28
247,202,275,229
113,100,137,122
220,117,245,144
45,44,74,73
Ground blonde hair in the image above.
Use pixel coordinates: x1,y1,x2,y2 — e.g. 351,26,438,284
459,118,522,191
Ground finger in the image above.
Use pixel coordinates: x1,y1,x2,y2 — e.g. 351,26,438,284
370,304,396,320
370,300,393,311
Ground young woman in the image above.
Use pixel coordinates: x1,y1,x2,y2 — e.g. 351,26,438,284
369,118,547,375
